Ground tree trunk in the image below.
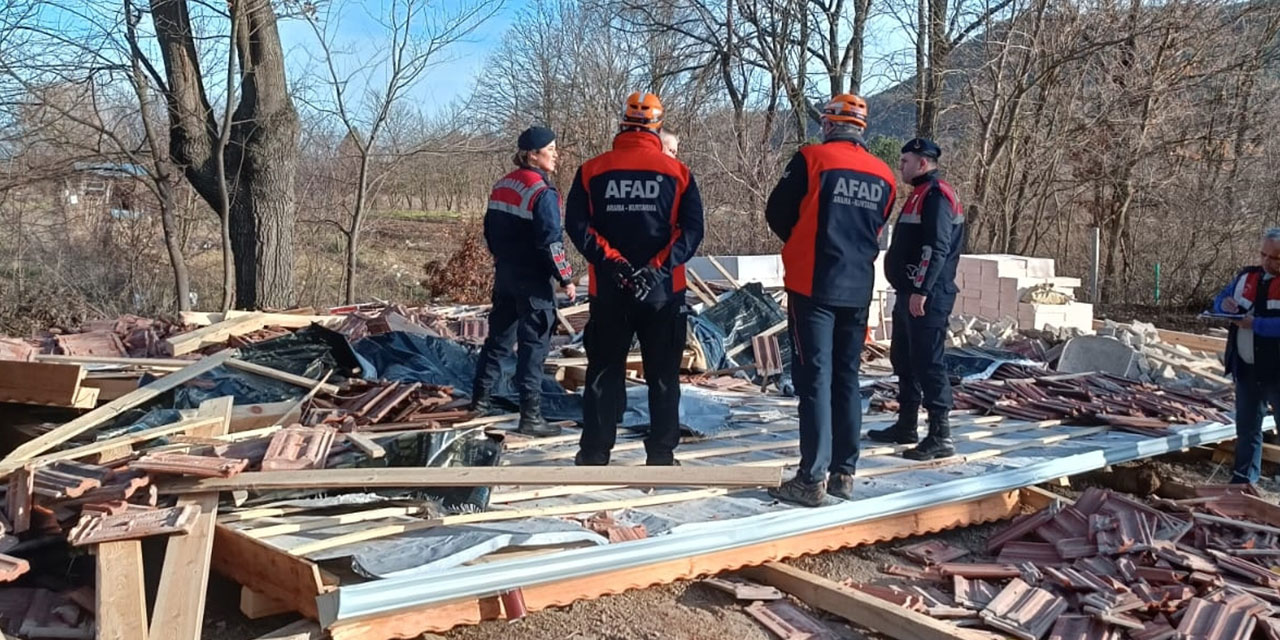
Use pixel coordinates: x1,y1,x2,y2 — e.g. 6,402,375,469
344,154,372,304
149,0,298,310
156,183,192,311
127,0,191,312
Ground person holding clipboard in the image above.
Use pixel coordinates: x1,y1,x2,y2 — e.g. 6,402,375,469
1211,228,1280,484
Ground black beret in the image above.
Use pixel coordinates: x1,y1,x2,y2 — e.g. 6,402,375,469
518,126,556,151
901,138,942,159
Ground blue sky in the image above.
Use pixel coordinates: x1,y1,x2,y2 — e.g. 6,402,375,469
273,0,915,118
276,0,517,116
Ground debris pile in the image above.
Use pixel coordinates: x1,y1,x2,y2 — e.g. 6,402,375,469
871,372,1233,434
853,487,1280,640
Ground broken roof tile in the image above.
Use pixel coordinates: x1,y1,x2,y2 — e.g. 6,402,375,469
980,578,1069,640
1038,506,1091,545
1054,537,1099,561
987,505,1061,553
66,504,199,546
0,554,30,583
953,576,1001,610
900,540,970,565
939,563,1022,580
1047,614,1119,640
1074,487,1111,516
997,541,1063,566
132,453,249,478
1177,598,1256,640
261,426,336,471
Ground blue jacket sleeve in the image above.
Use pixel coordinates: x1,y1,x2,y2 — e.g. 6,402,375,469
914,187,956,294
1253,316,1280,338
1211,276,1240,313
531,188,572,286
654,173,705,275
765,153,807,242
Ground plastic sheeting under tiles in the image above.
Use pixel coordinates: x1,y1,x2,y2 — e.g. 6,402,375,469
621,384,735,437
322,518,612,579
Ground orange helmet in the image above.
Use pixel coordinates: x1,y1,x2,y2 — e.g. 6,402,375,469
621,92,664,132
821,93,868,128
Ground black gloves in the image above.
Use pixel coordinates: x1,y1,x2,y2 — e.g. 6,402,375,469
627,266,661,301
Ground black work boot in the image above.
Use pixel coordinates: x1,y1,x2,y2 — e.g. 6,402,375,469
827,473,855,500
768,475,827,508
469,390,495,416
903,412,955,461
517,397,561,437
574,450,609,466
866,409,920,445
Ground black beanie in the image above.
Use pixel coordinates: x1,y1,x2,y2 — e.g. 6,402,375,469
518,126,556,151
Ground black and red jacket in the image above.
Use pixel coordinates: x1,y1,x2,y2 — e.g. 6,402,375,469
766,134,897,307
885,171,965,298
483,167,573,301
565,131,704,303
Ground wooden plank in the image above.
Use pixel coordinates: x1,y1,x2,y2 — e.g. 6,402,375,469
244,506,427,539
0,361,98,408
164,314,270,356
82,375,141,401
241,587,294,619
95,540,148,640
182,310,338,329
159,465,784,494
12,416,222,471
726,320,787,359
1,350,234,465
325,490,1023,639
253,619,325,639
149,397,229,638
224,359,341,396
148,493,219,638
705,256,742,289
740,562,985,640
34,354,194,369
344,432,386,459
193,396,235,438
1019,486,1074,511
211,524,330,619
231,401,302,433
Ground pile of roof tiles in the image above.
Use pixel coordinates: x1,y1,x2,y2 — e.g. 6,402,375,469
853,486,1280,640
871,372,1234,435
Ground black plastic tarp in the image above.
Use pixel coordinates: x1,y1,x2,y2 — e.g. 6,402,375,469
354,332,583,422
698,283,793,388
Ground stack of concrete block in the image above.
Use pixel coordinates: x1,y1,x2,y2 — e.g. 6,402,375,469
954,254,1093,332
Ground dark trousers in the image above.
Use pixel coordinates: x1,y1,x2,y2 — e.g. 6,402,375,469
890,299,953,415
1232,363,1280,484
788,293,867,484
472,292,555,402
580,296,686,464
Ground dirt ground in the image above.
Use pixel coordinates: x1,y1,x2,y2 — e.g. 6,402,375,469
204,450,1279,640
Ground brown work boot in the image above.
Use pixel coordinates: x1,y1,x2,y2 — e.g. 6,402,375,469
827,473,854,500
768,475,827,508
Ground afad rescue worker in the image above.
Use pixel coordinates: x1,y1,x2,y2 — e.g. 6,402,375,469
867,138,966,460
565,92,705,466
471,126,576,437
1211,228,1280,484
764,94,897,507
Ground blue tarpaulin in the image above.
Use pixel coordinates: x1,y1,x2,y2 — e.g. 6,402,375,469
354,332,583,422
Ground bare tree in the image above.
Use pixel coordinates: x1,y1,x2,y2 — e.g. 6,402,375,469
301,0,501,304
148,0,300,309
3,0,196,311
